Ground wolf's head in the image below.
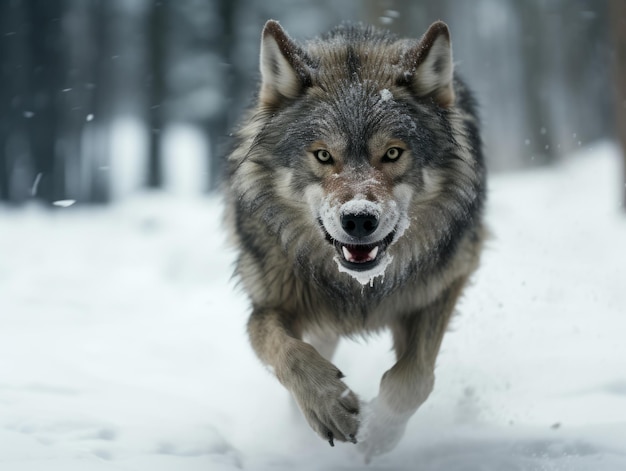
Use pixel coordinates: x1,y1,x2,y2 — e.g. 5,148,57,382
230,21,483,287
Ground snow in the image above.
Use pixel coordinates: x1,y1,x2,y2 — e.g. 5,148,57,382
30,173,43,197
334,251,393,286
109,117,149,201
1,142,625,470
51,199,77,208
380,88,393,102
162,124,209,197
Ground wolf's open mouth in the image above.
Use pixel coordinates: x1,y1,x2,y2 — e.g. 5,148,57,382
322,226,395,272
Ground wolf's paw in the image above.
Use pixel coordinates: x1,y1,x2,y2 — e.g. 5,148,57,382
356,397,410,462
297,378,360,446
282,343,360,446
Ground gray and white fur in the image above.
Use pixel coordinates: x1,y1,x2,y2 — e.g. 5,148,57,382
224,19,486,460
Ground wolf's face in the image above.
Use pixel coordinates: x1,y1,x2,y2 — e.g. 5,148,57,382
234,21,481,286
267,80,447,284
294,84,418,284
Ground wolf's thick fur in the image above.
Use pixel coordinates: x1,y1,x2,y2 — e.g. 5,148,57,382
224,20,486,458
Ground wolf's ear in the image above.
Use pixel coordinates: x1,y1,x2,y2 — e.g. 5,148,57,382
403,21,455,107
259,20,311,107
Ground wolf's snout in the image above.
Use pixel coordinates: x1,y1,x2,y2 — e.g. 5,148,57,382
341,213,379,238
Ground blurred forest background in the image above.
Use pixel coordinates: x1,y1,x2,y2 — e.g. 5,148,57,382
0,0,625,206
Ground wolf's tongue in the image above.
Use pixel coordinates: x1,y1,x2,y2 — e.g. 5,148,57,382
342,245,379,263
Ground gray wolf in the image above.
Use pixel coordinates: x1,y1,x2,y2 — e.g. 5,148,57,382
224,19,486,459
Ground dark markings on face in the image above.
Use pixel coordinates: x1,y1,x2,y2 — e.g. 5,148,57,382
346,45,361,79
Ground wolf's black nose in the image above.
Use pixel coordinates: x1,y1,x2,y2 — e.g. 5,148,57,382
341,213,379,238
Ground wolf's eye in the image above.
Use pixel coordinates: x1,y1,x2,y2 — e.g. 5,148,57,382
383,147,403,162
314,149,334,164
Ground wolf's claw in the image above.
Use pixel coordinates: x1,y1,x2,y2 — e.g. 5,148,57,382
327,432,335,447
349,433,358,444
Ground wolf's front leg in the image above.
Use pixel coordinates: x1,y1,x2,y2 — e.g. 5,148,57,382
248,308,360,446
358,278,468,460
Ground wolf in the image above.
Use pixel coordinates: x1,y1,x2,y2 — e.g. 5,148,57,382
224,19,486,459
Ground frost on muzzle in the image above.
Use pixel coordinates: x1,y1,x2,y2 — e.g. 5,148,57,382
319,199,399,279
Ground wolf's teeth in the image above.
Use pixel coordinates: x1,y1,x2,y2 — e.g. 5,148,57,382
342,246,352,261
367,246,379,260
341,245,380,263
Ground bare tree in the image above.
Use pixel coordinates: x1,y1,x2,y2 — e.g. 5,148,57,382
147,1,166,189
0,0,65,203
610,0,626,211
0,1,28,202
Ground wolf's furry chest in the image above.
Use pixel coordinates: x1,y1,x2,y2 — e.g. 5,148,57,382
241,229,482,335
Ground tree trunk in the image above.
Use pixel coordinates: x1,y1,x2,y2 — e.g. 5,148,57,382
610,0,626,211
25,0,66,203
0,1,25,202
517,0,556,166
207,0,239,192
147,1,166,189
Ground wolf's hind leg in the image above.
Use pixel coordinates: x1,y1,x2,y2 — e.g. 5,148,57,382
248,308,359,446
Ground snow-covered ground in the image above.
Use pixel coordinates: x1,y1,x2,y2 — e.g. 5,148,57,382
1,142,625,470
